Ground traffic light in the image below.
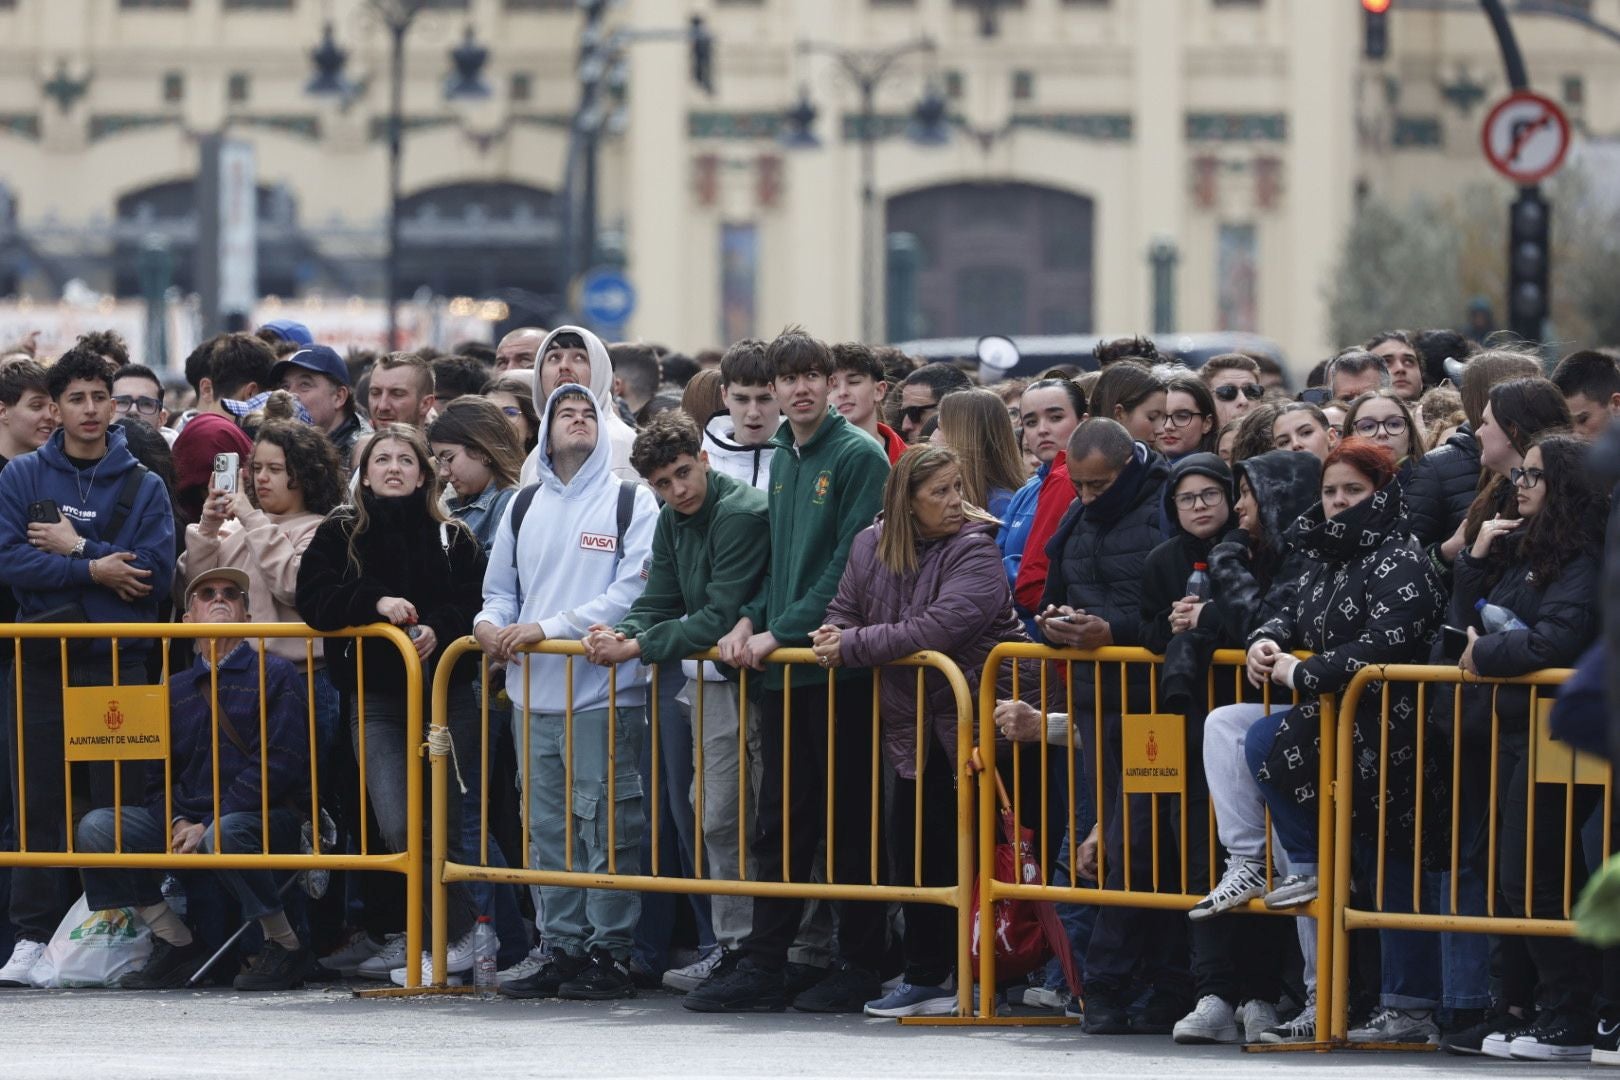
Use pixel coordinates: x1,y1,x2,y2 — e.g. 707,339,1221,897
1508,188,1550,342
689,15,714,96
1363,0,1391,61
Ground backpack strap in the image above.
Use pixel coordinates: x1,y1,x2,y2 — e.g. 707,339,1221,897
101,465,150,545
614,479,635,565
508,483,540,570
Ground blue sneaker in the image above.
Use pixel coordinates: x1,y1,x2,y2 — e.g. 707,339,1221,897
864,981,958,1018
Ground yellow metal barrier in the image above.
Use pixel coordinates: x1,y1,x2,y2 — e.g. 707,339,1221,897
973,644,1338,1039
428,637,978,1011
0,621,426,990
1327,663,1588,1042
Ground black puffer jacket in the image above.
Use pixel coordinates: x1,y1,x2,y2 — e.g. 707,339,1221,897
1447,542,1600,736
1140,453,1234,655
1206,450,1322,644
1404,425,1480,548
296,488,488,695
1251,484,1448,833
1040,442,1168,712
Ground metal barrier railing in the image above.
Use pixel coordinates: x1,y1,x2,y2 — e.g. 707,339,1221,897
1327,663,1588,1042
427,637,978,1010
0,621,427,988
972,644,1338,1035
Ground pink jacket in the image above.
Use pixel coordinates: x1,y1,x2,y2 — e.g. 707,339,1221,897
179,508,325,668
825,520,1030,778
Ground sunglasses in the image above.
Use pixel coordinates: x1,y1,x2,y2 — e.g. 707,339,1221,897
192,584,243,603
1212,383,1264,403
113,394,163,416
899,404,937,425
1509,466,1544,489
1297,387,1332,405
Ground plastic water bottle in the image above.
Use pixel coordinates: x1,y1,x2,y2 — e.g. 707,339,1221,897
1185,562,1212,602
1476,598,1529,633
473,916,498,1000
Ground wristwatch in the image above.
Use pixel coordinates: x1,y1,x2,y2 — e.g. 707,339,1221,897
70,538,87,559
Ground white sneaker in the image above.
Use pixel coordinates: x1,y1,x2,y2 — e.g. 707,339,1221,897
497,943,548,986
0,939,46,987
1189,856,1267,921
1259,999,1316,1044
390,954,465,988
1237,998,1280,1044
1173,994,1240,1044
355,932,408,980
661,946,725,994
1014,985,1070,1010
1263,873,1318,910
318,930,382,977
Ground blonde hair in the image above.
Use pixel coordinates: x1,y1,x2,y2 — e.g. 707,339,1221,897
877,445,996,575
937,388,1028,508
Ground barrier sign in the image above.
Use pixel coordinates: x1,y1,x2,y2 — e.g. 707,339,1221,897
1121,713,1186,794
63,685,169,761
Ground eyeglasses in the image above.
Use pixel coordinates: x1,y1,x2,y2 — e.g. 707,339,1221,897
1172,487,1225,510
193,585,243,603
1509,466,1544,489
113,394,162,417
1163,409,1207,429
1352,416,1409,437
498,405,522,418
1212,383,1264,403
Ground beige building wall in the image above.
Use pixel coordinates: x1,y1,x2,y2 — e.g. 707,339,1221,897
0,0,1615,376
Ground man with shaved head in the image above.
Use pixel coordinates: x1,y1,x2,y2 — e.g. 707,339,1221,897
494,327,549,375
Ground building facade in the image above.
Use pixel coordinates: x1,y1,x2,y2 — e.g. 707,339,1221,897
0,0,1616,373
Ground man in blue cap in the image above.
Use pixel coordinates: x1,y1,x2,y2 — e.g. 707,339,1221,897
271,345,370,462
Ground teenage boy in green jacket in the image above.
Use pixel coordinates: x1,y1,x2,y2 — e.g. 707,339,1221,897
686,327,890,1015
584,412,769,987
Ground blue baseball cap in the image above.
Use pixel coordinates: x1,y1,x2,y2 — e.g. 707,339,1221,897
270,344,350,388
258,319,314,347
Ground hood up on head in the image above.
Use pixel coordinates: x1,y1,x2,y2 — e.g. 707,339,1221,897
1232,450,1323,550
1160,452,1234,540
531,381,612,495
520,324,638,485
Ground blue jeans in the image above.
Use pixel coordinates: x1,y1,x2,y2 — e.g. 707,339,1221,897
1243,711,1317,871
520,704,646,959
454,685,530,967
78,805,302,920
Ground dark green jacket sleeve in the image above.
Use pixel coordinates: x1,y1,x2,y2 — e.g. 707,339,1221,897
634,506,770,664
767,444,887,646
614,511,685,645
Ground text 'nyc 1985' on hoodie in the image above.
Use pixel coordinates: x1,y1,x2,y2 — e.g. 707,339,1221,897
478,383,659,714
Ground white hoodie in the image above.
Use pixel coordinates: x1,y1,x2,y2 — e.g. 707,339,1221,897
519,325,639,486
700,412,775,493
477,382,659,713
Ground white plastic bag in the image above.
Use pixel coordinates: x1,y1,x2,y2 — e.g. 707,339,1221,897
30,894,154,988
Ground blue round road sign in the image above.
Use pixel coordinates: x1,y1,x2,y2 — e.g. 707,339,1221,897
579,268,636,327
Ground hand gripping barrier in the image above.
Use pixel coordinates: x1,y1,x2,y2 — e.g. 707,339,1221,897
426,637,978,1011
1326,663,1586,1043
972,644,1338,1040
0,621,428,990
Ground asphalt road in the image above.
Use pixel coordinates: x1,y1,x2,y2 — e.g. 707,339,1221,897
0,986,1598,1079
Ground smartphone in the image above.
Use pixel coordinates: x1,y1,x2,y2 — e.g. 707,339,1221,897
1440,625,1469,662
212,452,239,494
26,500,60,524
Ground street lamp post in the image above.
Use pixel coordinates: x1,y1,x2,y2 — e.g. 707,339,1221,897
783,39,944,344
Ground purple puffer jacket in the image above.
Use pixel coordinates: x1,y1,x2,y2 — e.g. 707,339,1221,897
825,519,1030,778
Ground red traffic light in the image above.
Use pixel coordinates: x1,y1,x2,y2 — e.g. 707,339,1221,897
1362,0,1392,12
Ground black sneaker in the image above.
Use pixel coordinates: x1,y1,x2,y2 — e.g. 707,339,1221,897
498,949,588,1000
233,942,310,992
558,948,636,1001
784,961,828,999
792,960,882,1014
1506,1011,1593,1062
1132,990,1188,1035
1082,998,1132,1035
1441,1007,1525,1056
1594,1011,1620,1066
683,956,789,1013
119,936,207,989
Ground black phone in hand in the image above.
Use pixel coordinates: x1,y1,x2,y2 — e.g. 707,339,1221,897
26,500,60,524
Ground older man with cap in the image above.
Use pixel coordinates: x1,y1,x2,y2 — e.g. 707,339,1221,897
272,344,371,462
75,565,312,991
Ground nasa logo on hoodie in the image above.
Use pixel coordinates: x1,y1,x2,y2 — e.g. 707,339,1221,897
580,531,618,553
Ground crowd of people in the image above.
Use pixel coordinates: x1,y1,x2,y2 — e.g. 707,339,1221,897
0,318,1616,1064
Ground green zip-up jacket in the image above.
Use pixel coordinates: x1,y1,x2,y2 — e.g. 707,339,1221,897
614,468,769,669
741,409,890,687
